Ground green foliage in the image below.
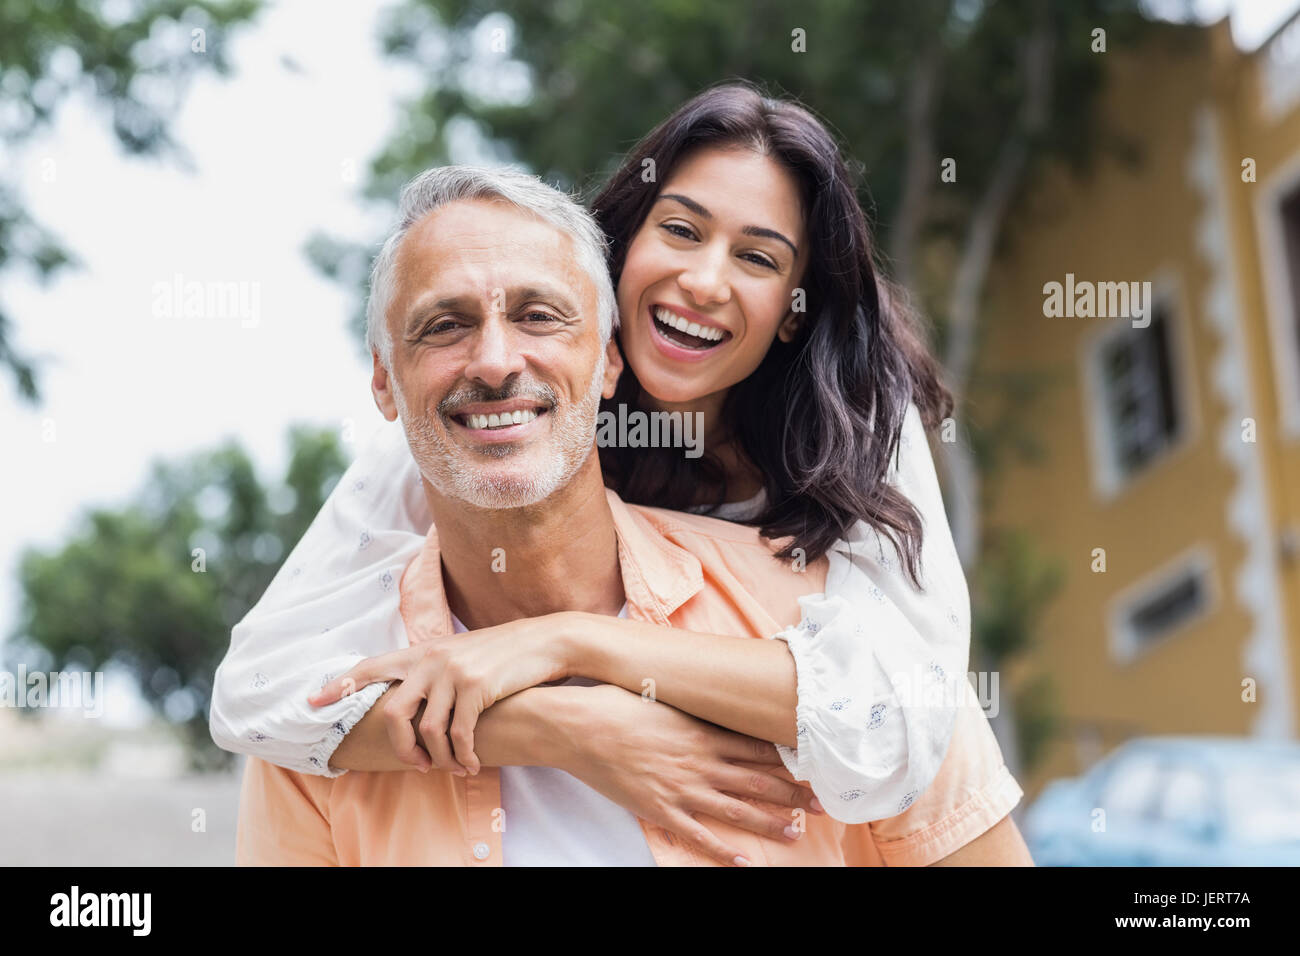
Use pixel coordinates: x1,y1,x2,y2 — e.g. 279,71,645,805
971,525,1064,663
970,525,1066,772
1013,672,1064,773
0,0,262,402
8,426,348,768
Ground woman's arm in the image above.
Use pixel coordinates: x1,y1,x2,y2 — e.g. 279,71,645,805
208,421,431,775
564,614,800,748
763,401,971,823
335,679,822,867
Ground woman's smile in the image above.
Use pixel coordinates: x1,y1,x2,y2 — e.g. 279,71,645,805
648,302,733,362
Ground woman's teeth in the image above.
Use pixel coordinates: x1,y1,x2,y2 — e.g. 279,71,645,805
466,409,538,430
653,306,725,344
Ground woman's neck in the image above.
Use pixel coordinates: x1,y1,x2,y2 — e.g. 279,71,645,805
643,389,764,506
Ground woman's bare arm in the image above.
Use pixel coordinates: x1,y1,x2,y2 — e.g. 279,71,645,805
563,612,800,748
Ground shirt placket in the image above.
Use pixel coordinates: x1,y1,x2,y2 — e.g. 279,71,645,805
464,767,504,866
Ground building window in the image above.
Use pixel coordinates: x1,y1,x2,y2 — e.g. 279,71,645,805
1281,182,1300,394
1109,549,1214,664
1092,297,1183,488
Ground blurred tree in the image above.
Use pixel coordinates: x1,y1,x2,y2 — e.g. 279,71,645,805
312,0,1187,772
0,0,261,402
8,426,348,768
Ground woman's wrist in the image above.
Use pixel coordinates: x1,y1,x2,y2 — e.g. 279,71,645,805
553,610,605,683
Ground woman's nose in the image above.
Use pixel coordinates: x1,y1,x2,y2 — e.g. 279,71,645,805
677,246,732,307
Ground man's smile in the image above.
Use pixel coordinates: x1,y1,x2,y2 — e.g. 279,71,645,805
447,400,552,442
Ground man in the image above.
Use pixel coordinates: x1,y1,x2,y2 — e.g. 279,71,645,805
235,165,1030,866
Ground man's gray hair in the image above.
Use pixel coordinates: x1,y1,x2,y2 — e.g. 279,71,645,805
366,165,618,368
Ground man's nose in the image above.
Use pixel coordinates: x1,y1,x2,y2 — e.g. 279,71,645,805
462,316,527,388
677,243,733,307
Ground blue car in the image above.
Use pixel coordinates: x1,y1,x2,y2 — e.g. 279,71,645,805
1022,736,1300,865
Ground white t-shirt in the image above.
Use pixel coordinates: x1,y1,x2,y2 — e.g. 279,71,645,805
450,607,657,867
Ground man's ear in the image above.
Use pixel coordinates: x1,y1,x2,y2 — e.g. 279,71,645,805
601,336,624,399
371,352,399,422
776,308,805,344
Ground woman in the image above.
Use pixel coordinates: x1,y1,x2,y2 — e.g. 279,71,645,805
210,81,974,864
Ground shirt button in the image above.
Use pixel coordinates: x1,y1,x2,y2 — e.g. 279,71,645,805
472,842,490,860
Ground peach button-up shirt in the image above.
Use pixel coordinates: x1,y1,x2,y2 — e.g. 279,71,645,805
236,489,1021,866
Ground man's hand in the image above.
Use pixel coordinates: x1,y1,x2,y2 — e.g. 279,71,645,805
310,614,574,775
553,682,825,867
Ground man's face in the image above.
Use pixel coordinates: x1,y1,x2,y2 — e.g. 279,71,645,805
371,198,622,509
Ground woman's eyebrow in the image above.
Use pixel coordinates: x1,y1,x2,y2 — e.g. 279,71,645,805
657,193,799,258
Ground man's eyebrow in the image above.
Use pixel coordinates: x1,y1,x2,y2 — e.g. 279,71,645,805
513,285,580,315
656,193,799,258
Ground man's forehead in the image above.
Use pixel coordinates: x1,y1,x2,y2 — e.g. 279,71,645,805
396,200,589,301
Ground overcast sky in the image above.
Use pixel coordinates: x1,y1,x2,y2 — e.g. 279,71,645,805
1,0,1297,726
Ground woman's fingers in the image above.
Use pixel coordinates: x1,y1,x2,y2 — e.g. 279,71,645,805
661,811,751,867
711,729,783,766
702,792,804,843
418,679,468,775
711,764,823,817
447,692,484,776
381,681,433,771
308,646,422,707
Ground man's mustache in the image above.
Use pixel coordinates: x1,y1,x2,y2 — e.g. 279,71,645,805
437,380,559,418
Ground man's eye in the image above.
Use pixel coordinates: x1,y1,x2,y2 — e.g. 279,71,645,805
522,311,558,323
422,319,461,335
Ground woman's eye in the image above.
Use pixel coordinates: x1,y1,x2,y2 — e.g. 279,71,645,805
741,252,778,270
661,222,697,241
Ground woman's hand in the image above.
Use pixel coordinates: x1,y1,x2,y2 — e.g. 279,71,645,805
308,613,575,775
556,682,825,867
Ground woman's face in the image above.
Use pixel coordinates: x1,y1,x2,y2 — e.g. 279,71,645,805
615,146,809,412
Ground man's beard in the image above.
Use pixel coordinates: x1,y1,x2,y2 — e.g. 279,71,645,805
392,352,606,510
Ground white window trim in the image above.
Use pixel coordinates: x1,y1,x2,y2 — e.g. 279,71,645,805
1106,544,1219,666
1253,148,1300,440
1079,266,1200,502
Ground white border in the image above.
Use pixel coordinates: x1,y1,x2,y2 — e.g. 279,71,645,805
1191,104,1294,738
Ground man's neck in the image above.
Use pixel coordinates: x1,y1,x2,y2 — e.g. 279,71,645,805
424,454,626,631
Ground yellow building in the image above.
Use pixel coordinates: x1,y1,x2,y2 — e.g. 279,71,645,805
976,14,1300,797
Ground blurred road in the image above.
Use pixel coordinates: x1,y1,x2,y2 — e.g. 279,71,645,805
0,767,243,866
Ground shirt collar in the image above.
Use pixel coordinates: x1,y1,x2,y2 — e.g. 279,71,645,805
398,486,704,641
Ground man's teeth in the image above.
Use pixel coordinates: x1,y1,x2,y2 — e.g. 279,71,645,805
465,409,539,430
653,306,725,342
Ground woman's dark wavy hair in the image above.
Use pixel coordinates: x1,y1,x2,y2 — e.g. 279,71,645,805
591,81,953,590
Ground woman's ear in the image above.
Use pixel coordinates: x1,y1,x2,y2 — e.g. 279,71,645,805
776,308,804,344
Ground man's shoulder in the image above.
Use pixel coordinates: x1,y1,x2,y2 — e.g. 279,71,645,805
628,502,779,548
